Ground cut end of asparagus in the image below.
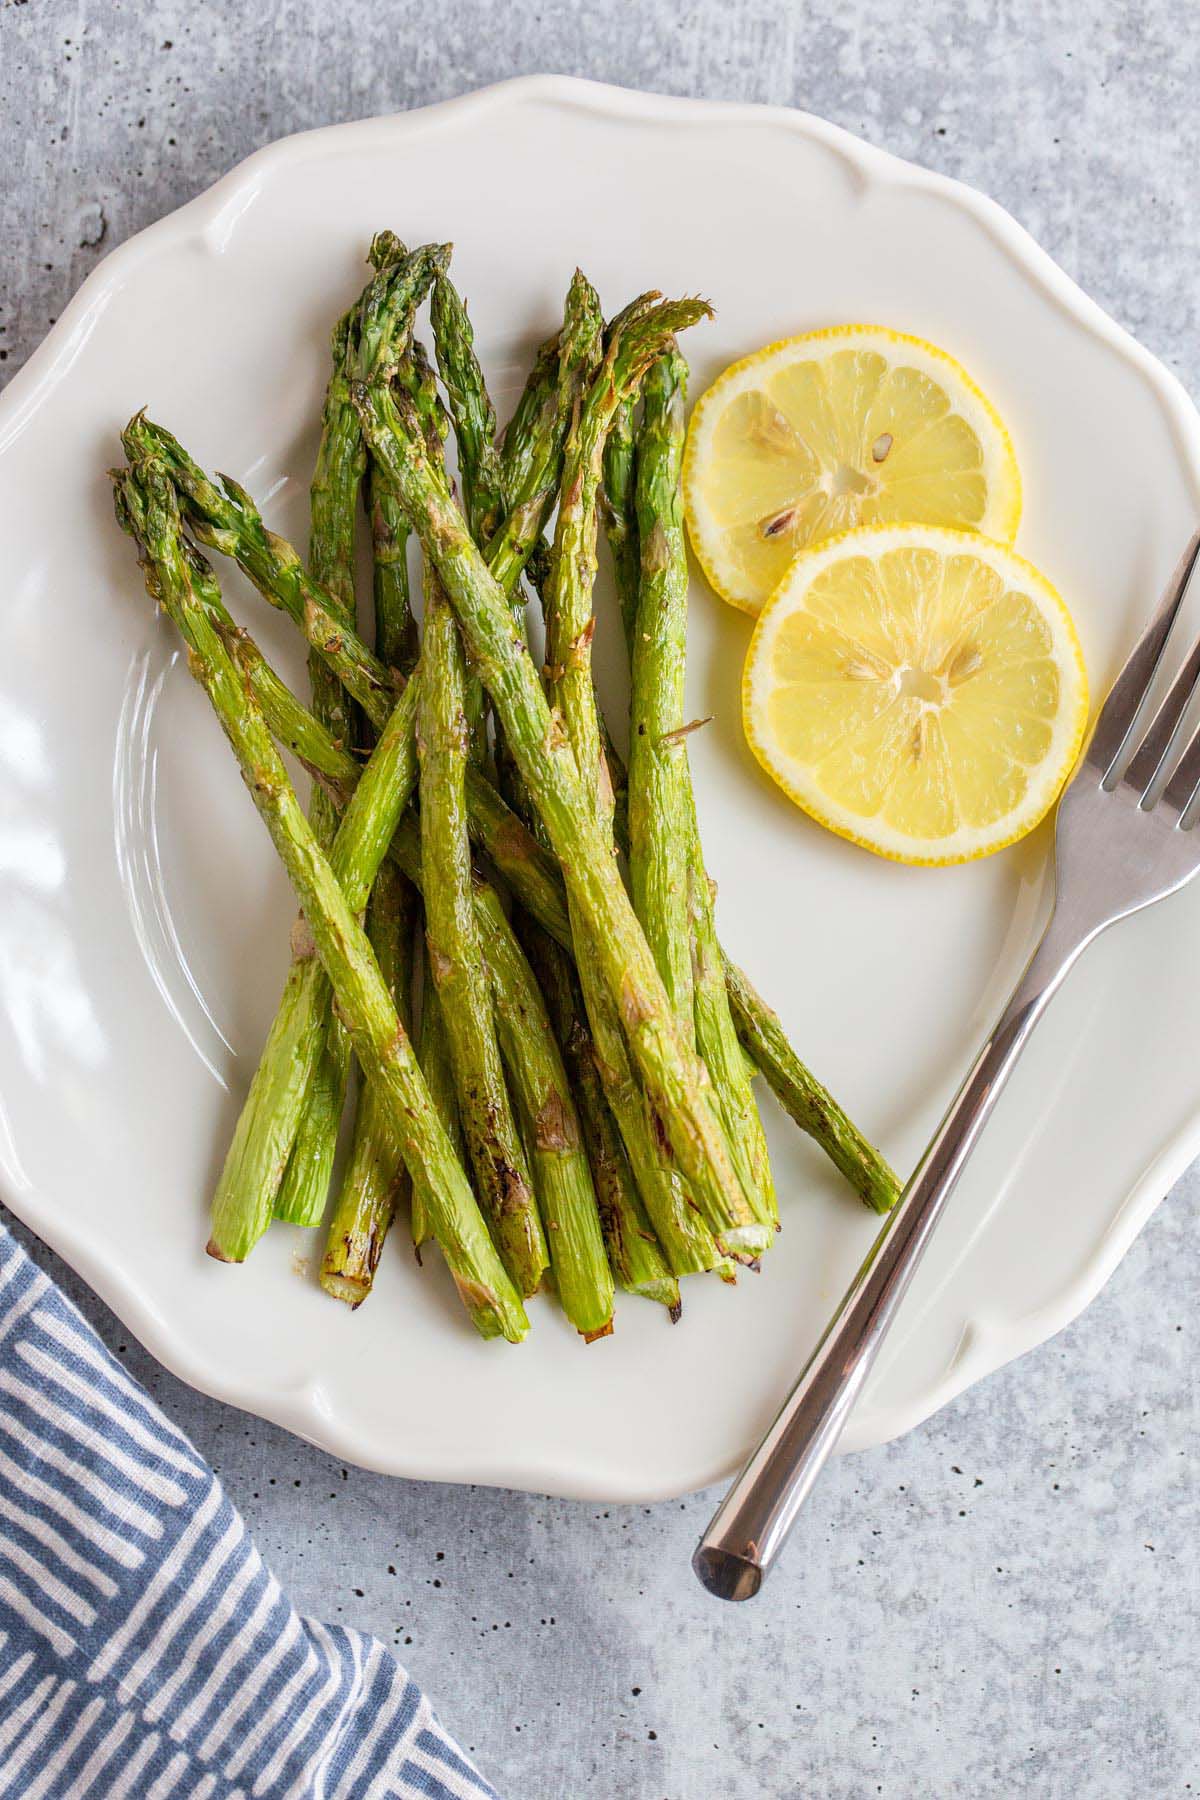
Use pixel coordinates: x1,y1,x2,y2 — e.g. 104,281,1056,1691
719,1224,774,1263
205,1237,240,1264
451,1273,529,1343
319,1270,369,1309
632,1277,683,1316
582,1319,615,1345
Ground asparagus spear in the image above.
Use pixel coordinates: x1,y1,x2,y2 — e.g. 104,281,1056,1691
627,350,696,1041
632,350,776,1234
721,961,900,1214
472,882,613,1338
686,802,777,1231
433,272,639,1323
120,458,422,1265
319,433,424,1304
410,956,463,1251
601,392,639,650
115,470,338,1248
124,457,526,1341
498,333,559,493
274,303,368,1229
430,269,504,544
318,872,413,1306
543,294,711,814
353,376,766,1260
419,566,548,1298
521,923,681,1313
368,459,419,678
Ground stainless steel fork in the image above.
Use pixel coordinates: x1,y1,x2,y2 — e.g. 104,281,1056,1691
694,530,1200,1602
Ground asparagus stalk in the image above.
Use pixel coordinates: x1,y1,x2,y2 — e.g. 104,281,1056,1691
319,428,424,1304
411,955,463,1251
542,294,711,813
274,303,368,1228
520,925,680,1313
119,464,422,1265
419,566,548,1298
430,269,505,544
125,457,526,1340
353,376,765,1260
686,803,777,1231
721,961,901,1214
498,334,559,495
601,392,639,650
632,350,777,1234
368,462,419,678
318,872,414,1305
115,470,337,1247
627,351,697,1040
472,881,614,1338
432,272,630,1327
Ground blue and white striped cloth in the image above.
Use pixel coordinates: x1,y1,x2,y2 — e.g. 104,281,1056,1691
0,1222,504,1799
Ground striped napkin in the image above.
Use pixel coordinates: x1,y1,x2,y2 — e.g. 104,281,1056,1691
0,1222,504,1799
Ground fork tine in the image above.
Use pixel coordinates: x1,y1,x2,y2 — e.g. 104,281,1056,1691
1085,527,1200,782
1122,621,1200,800
1158,668,1200,818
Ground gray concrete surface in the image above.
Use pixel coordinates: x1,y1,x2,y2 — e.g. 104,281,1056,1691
2,3,1199,1795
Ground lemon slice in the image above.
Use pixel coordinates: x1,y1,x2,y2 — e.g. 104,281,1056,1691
684,325,1022,615
742,525,1088,865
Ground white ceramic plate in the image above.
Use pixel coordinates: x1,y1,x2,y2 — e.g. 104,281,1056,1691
2,77,1199,1502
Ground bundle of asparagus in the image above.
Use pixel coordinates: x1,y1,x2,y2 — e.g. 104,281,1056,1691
112,235,900,1344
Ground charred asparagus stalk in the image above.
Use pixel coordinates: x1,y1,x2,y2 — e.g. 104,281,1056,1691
319,425,424,1304
631,350,777,1234
318,871,413,1306
419,566,548,1298
410,957,463,1252
521,927,681,1312
274,301,368,1229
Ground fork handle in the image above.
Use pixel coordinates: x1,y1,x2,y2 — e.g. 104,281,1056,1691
693,907,1086,1601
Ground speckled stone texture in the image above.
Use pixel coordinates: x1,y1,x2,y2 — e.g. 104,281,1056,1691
2,4,1199,1796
